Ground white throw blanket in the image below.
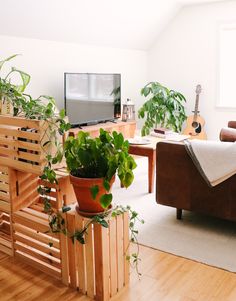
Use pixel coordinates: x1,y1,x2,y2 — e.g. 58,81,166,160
184,139,236,186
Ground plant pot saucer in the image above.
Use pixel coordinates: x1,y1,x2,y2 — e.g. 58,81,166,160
75,204,113,218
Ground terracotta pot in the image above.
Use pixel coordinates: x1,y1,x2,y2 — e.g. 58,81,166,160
69,175,115,214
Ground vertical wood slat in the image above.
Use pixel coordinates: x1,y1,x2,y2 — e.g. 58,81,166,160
94,223,110,301
85,222,95,298
3,167,14,256
75,214,86,294
66,213,77,289
123,211,130,286
116,214,124,291
109,217,118,297
60,213,69,286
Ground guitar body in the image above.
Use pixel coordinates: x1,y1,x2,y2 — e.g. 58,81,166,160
183,115,207,140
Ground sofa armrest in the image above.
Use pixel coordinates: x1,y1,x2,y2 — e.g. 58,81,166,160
156,141,192,210
228,121,236,129
219,127,236,142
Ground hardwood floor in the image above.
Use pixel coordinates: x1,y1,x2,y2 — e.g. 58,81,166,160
1,246,236,301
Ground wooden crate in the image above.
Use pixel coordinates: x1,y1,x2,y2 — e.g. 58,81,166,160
12,168,76,278
0,166,39,256
64,210,130,301
12,203,62,279
0,115,54,175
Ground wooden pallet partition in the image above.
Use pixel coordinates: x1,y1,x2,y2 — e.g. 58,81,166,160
65,210,130,301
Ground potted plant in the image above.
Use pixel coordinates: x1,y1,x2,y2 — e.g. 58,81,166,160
64,129,137,215
138,82,187,136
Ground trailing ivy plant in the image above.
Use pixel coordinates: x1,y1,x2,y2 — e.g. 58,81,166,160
138,82,187,136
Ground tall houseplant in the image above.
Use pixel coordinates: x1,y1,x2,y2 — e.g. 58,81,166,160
138,82,187,136
64,129,137,214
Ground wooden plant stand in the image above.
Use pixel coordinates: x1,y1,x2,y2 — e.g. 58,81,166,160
64,209,130,301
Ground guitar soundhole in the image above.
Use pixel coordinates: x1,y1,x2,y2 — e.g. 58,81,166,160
191,121,202,134
192,121,198,129
195,124,202,133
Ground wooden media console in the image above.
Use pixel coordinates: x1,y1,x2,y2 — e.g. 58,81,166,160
69,120,136,138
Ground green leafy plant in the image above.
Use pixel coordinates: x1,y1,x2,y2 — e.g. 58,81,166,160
64,129,137,209
138,82,187,136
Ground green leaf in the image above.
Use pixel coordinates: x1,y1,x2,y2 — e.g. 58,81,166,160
62,206,71,213
100,193,112,208
141,86,151,97
90,185,99,200
76,234,85,244
12,68,31,92
113,132,124,149
43,140,51,147
0,54,19,71
99,219,109,228
122,171,134,188
59,109,66,119
103,179,110,192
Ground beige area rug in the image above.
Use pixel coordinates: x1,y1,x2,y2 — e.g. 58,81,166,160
113,157,236,272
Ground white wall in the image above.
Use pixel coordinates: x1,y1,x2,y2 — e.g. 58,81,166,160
148,1,236,140
0,35,147,127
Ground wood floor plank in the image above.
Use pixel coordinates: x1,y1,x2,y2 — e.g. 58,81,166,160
1,245,236,301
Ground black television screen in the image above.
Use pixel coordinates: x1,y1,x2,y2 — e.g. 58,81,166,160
64,73,121,126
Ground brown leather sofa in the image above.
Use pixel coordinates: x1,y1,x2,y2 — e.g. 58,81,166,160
156,122,236,221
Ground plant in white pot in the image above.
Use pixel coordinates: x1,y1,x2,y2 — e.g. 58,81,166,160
64,129,137,215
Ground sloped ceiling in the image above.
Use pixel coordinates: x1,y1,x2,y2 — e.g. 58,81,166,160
0,0,223,50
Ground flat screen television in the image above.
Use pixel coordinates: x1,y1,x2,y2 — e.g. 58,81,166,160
64,73,121,126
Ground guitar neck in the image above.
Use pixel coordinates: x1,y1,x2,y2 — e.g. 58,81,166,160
193,94,199,121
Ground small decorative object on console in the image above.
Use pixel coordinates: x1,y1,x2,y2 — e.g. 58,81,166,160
122,98,135,122
154,127,173,135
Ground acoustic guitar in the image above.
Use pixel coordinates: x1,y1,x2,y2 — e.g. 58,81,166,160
183,84,207,140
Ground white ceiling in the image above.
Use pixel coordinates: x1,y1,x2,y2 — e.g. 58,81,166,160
0,0,224,50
